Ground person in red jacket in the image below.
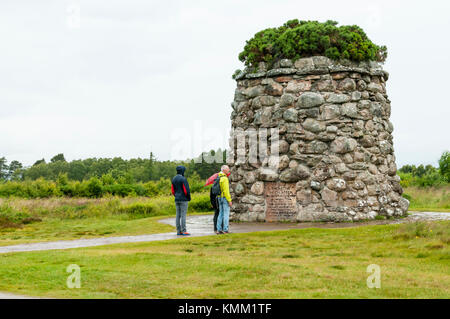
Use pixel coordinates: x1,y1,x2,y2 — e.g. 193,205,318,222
171,166,191,236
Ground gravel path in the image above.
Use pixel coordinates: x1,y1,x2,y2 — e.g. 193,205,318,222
0,211,448,299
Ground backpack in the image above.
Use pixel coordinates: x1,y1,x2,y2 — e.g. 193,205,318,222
211,175,222,197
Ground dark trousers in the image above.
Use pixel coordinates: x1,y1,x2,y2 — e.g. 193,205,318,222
212,196,222,232
213,207,220,232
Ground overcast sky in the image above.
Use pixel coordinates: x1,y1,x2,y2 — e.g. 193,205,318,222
0,0,449,168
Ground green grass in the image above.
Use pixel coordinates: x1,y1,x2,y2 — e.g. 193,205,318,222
0,195,211,246
0,215,175,246
0,221,448,299
403,186,450,212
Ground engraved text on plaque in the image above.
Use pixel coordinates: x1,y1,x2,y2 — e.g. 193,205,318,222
265,182,297,222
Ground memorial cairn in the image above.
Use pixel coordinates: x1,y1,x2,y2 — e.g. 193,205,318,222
227,20,409,222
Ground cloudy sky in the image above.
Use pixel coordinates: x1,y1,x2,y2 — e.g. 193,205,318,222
0,0,448,167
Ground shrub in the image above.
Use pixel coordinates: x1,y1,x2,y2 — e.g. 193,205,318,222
155,178,171,195
143,181,160,197
118,202,156,218
399,167,446,188
0,202,40,228
238,20,387,68
101,173,116,186
87,177,104,198
25,179,61,198
188,193,212,212
104,184,135,197
188,173,206,193
0,177,206,199
132,184,147,197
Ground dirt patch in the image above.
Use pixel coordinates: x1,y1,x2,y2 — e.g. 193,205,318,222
0,216,42,229
0,217,23,229
22,217,42,224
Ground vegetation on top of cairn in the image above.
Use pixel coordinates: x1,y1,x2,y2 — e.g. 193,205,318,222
238,20,387,68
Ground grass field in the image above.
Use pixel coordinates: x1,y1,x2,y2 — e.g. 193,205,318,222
0,195,211,246
403,186,450,212
0,221,448,299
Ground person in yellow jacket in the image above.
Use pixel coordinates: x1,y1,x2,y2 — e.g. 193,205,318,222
217,165,232,234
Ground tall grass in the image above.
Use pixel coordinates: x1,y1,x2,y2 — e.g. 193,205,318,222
393,221,450,244
402,186,450,212
0,193,211,229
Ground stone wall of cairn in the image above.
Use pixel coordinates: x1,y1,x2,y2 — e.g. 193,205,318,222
228,56,409,222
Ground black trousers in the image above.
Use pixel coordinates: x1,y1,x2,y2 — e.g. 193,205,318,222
213,207,220,232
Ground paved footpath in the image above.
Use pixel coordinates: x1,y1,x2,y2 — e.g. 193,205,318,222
0,211,448,298
0,212,448,255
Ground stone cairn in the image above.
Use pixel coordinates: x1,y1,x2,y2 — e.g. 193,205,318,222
228,56,409,222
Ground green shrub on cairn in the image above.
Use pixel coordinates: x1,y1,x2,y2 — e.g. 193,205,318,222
238,20,387,69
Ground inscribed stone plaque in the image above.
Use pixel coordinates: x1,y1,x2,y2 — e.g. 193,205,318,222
265,182,297,222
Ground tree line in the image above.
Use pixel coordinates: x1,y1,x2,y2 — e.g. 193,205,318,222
0,150,227,183
398,151,449,187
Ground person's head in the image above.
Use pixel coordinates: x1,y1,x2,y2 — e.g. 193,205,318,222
176,165,186,176
221,165,230,176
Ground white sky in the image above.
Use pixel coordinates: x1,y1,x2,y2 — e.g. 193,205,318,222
0,0,449,167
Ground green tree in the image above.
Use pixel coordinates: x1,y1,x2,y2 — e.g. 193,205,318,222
33,158,46,166
145,152,156,181
67,160,87,181
51,153,66,163
438,151,450,182
399,165,414,174
7,160,23,180
0,157,7,181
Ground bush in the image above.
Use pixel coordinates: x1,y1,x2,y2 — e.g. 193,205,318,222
0,202,40,228
155,178,172,195
399,162,447,188
188,173,206,193
103,184,136,197
117,202,156,218
143,181,160,197
188,193,212,212
87,177,104,198
0,177,206,199
238,20,387,68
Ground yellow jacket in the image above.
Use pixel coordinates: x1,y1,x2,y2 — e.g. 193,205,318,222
218,172,232,203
